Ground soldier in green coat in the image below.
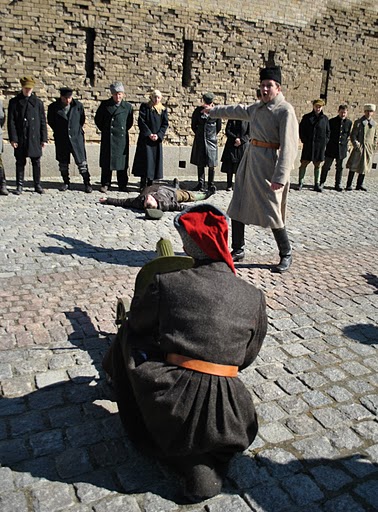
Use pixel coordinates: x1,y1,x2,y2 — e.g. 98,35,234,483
95,82,133,192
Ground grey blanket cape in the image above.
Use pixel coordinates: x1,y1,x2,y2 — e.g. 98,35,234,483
105,261,267,460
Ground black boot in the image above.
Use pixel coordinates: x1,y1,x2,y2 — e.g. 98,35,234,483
319,167,328,189
226,172,233,191
334,163,343,191
345,171,354,191
207,167,216,192
193,167,205,192
32,158,44,194
0,166,9,195
231,220,245,262
272,228,292,273
116,169,128,192
59,163,70,191
356,173,367,191
14,163,24,195
80,167,92,193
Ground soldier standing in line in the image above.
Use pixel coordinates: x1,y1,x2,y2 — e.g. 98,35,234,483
0,99,8,195
345,103,378,192
7,76,48,194
95,82,133,193
319,104,352,192
47,87,92,193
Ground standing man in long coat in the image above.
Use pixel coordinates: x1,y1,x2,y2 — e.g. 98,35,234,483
319,104,352,191
7,76,48,194
345,103,378,191
298,99,330,192
47,87,92,193
221,119,250,191
0,99,8,195
190,93,222,192
102,204,267,502
132,90,169,191
95,82,133,192
205,66,299,273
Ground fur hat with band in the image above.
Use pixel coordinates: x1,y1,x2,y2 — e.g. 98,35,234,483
174,204,235,273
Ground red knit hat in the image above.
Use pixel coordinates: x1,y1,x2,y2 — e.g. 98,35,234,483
174,204,236,274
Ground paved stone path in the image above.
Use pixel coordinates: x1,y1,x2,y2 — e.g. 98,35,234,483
0,174,377,511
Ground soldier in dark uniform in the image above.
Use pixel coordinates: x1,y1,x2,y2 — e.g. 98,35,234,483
319,104,352,191
95,82,133,192
102,204,267,502
47,87,92,193
7,76,48,195
298,99,330,192
190,93,222,192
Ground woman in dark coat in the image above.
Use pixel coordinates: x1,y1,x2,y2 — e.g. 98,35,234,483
103,204,267,503
95,82,133,192
190,92,222,191
221,119,250,191
132,90,169,190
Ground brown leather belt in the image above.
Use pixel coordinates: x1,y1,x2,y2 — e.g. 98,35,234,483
166,353,238,377
251,139,280,150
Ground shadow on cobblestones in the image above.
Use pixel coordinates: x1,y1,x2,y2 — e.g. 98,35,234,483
343,323,378,345
40,234,157,267
363,273,378,294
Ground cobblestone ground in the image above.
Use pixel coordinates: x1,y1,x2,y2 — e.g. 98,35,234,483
0,175,377,512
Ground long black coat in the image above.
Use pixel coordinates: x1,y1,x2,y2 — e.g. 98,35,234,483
7,93,48,159
299,110,330,162
106,261,267,459
221,119,250,173
132,102,169,180
325,115,352,160
47,98,87,164
190,106,222,167
95,98,133,170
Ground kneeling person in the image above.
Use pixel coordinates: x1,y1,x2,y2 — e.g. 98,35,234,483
102,204,267,502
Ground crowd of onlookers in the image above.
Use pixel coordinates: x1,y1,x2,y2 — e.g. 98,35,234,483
0,76,377,198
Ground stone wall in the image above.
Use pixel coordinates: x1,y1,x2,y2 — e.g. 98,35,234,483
1,0,377,148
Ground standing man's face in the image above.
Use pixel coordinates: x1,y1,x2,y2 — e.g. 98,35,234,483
313,104,323,115
338,108,348,119
364,110,374,120
112,92,124,103
260,80,281,103
22,87,33,97
60,96,73,106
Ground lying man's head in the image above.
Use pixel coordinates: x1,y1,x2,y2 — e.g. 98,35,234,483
144,194,158,209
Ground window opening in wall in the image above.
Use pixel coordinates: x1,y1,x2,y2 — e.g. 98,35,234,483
85,28,96,86
182,39,193,87
267,50,276,66
320,59,331,101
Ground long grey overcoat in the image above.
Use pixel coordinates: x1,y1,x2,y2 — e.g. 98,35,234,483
346,116,378,174
95,98,133,171
105,261,267,460
190,106,222,167
211,94,299,229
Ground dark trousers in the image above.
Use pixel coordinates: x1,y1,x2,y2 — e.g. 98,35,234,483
101,168,128,188
16,156,42,187
320,156,344,187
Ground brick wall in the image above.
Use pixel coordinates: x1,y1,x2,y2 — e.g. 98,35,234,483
1,0,377,146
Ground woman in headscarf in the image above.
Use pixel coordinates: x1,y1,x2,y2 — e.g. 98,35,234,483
132,89,169,190
103,204,267,503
